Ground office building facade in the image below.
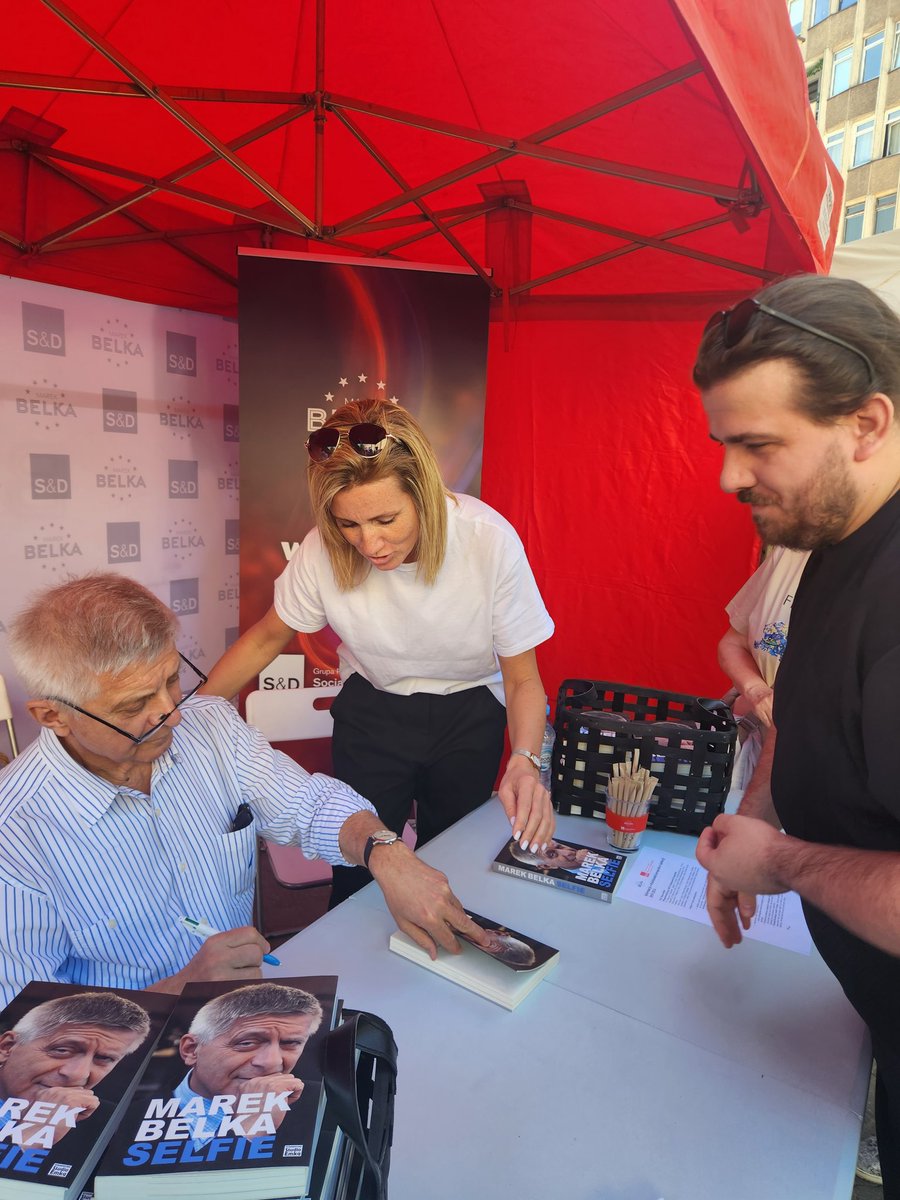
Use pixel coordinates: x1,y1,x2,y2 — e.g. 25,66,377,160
793,0,900,243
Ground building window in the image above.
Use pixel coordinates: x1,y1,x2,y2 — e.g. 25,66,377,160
809,73,821,117
893,23,900,70
825,130,845,169
861,32,885,83
885,108,900,155
813,0,830,22
875,194,896,234
832,46,853,95
789,0,804,34
838,0,858,7
844,202,865,242
852,118,875,166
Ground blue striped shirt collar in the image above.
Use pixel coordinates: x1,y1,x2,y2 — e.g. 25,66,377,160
37,723,180,826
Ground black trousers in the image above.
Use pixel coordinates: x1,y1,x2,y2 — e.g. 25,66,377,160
804,905,900,1196
873,1040,900,1198
327,673,507,907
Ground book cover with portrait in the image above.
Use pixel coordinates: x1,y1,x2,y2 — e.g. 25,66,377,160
390,910,559,1010
0,981,175,1200
491,835,627,902
94,976,338,1200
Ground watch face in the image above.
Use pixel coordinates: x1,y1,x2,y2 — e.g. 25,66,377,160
364,829,399,869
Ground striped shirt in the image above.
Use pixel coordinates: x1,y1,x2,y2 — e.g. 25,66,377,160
0,695,375,1006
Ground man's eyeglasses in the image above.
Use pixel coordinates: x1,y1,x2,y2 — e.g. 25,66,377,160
49,653,207,745
705,297,876,388
306,422,402,463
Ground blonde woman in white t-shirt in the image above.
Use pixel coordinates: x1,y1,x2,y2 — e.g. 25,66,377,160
203,399,555,907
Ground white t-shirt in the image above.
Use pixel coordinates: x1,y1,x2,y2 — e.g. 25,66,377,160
726,546,811,688
274,493,554,703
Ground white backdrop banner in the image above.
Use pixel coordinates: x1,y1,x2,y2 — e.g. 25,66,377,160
0,275,239,750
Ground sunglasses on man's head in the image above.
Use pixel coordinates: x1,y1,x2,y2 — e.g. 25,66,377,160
306,423,402,463
705,296,876,387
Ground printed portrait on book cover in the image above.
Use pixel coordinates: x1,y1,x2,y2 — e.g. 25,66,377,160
172,982,323,1143
459,911,557,972
505,837,596,876
0,986,152,1156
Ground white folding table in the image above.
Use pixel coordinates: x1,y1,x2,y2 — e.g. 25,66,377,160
270,799,870,1200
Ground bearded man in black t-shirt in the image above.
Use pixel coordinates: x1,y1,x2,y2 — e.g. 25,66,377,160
692,273,900,1196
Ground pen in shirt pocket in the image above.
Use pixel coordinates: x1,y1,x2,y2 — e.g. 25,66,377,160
179,915,281,967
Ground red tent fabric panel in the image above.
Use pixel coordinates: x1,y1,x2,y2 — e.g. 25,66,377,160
483,303,760,704
673,0,842,274
0,0,836,698
1,0,839,310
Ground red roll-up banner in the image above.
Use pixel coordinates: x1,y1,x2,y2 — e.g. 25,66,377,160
237,249,490,695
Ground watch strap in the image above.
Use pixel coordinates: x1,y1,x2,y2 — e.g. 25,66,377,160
510,748,541,770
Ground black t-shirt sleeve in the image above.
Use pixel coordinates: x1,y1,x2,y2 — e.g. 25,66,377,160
862,643,900,821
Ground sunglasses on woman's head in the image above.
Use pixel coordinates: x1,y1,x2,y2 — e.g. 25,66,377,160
306,422,402,463
705,296,876,387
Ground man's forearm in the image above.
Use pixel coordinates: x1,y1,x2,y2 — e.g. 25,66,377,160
773,836,900,957
737,725,780,827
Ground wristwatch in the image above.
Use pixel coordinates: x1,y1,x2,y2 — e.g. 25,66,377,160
510,748,541,770
363,828,400,869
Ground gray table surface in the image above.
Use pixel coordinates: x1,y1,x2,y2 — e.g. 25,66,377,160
270,799,871,1200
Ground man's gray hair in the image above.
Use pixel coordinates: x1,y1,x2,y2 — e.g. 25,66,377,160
12,992,151,1049
187,983,324,1044
9,572,178,706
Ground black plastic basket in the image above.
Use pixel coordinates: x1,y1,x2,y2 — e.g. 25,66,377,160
551,679,737,836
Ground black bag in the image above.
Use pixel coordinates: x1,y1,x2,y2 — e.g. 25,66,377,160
320,1009,398,1200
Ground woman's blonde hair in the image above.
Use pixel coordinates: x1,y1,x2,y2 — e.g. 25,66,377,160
308,399,453,589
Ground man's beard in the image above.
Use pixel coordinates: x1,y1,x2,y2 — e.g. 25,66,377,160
738,442,857,550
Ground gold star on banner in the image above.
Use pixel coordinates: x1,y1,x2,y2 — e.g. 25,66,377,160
325,392,334,402
377,380,386,390
358,373,367,383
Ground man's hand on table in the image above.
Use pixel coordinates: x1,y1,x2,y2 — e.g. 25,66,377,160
367,842,489,960
696,813,790,947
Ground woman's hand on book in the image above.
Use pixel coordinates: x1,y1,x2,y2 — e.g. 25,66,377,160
496,758,555,855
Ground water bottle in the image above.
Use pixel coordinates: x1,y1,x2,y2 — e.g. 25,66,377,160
540,702,556,792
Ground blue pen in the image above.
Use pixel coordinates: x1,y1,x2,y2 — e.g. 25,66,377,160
179,915,280,966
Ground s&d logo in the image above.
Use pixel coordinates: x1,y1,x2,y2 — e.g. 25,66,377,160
166,331,197,377
169,459,199,499
30,453,71,500
22,303,66,356
103,389,138,434
107,521,141,564
223,403,239,443
170,577,199,616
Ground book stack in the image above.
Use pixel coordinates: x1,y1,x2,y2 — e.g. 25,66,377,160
94,976,339,1200
0,982,176,1200
390,910,559,1010
491,834,627,902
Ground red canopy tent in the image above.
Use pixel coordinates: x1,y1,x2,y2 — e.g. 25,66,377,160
1,0,840,698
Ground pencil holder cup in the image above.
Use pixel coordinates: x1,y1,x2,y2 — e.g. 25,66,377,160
605,795,650,852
